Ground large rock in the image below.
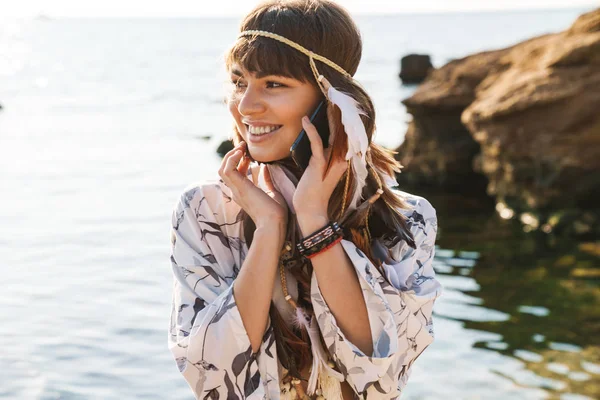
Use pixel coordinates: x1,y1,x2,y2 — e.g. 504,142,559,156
396,8,600,237
399,54,433,84
397,47,512,193
462,10,600,211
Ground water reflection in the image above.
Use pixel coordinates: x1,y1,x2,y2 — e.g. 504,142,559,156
430,191,600,400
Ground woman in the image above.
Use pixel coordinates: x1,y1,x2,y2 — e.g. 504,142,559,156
168,1,442,399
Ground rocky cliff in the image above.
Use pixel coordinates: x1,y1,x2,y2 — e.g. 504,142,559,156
396,8,600,237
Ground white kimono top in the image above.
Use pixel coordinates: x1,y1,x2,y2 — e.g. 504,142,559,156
168,177,442,399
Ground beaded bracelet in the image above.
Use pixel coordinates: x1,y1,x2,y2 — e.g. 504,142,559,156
297,221,341,250
296,221,343,258
305,236,343,259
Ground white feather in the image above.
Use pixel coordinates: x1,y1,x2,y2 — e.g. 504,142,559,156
348,154,369,212
292,306,310,331
327,86,368,163
326,85,370,212
305,316,344,395
292,306,344,395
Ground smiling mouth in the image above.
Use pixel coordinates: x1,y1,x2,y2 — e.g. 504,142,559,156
244,124,283,136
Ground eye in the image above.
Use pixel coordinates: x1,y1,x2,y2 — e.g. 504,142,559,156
231,78,246,89
267,81,286,89
229,79,285,90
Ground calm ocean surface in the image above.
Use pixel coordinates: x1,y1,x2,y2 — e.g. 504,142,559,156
1,9,597,399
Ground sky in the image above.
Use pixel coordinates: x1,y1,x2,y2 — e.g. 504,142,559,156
5,0,598,18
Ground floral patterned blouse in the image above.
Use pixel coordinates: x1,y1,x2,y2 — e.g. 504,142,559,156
168,177,442,399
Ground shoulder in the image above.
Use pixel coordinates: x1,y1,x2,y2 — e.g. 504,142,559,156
171,177,246,238
172,177,236,211
391,188,437,222
173,165,257,212
384,189,438,260
172,162,260,218
172,181,216,212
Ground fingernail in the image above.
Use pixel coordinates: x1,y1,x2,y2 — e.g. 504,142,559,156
302,116,309,123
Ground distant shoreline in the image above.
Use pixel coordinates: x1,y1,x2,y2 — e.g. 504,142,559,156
4,6,597,20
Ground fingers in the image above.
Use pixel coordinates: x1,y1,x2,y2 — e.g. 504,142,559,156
223,149,244,179
238,150,251,177
218,141,247,187
301,116,325,163
219,141,245,170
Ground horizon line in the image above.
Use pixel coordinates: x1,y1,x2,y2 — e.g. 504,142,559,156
5,4,597,19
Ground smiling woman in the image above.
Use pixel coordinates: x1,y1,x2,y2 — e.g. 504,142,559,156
168,1,442,399
227,66,320,160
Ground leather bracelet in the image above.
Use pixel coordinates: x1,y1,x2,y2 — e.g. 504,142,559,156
305,236,343,259
297,222,343,258
296,222,341,250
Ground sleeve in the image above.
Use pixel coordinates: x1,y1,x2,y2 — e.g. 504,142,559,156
168,183,263,400
310,195,442,399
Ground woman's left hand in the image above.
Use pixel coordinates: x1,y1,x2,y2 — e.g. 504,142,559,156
292,116,348,222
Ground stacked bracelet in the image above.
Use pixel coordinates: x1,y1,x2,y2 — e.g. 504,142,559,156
296,221,344,259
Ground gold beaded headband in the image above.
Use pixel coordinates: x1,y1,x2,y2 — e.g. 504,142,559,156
238,30,354,97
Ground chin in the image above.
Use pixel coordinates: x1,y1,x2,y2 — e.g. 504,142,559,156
247,148,289,164
245,138,293,164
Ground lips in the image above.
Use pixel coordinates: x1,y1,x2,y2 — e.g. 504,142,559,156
245,124,282,143
244,124,283,136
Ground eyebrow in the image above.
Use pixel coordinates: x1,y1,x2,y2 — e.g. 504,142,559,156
230,67,293,80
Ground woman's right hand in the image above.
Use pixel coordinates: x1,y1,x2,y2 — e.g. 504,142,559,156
218,141,288,237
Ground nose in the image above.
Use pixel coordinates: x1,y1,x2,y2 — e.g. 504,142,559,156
237,85,267,116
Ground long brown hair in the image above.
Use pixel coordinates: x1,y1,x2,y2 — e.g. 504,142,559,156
224,0,415,378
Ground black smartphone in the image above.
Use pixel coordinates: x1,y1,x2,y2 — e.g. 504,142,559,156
290,100,330,170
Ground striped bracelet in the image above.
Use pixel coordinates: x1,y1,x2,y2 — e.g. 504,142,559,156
305,236,343,259
296,222,343,258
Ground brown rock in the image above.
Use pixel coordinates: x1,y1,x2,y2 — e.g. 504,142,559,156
396,8,600,236
462,8,600,211
397,48,512,192
399,54,433,84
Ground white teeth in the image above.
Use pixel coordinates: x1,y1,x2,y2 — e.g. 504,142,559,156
248,125,280,135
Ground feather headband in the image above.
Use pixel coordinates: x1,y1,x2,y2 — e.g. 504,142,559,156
238,29,370,213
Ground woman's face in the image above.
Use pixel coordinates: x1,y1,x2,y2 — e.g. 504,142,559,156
227,64,322,163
